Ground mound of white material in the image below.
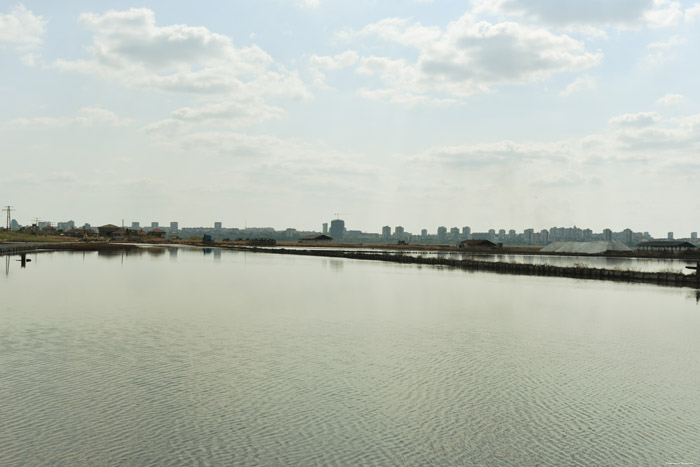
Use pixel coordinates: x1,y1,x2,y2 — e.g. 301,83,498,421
540,241,632,254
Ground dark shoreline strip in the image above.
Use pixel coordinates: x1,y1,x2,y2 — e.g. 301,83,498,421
237,247,700,289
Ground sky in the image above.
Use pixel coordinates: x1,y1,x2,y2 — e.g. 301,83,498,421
1,0,699,236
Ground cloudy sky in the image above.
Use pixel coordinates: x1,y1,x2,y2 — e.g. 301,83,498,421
1,0,699,236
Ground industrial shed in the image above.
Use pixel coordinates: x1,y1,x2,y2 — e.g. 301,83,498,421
540,241,632,255
637,241,696,251
300,234,333,242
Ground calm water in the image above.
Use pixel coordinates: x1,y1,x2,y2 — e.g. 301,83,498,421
265,246,696,274
2,247,700,465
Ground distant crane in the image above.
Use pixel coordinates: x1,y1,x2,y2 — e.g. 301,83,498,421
2,205,14,230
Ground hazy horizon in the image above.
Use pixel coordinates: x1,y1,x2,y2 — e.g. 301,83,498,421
2,1,699,236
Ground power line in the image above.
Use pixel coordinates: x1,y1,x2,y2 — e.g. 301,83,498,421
2,206,14,230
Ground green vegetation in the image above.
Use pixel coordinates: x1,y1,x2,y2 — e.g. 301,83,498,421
0,230,72,243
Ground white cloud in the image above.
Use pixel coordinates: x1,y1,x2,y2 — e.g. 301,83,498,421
644,0,684,28
8,107,132,128
343,14,602,103
310,51,359,70
0,4,47,48
647,34,685,49
471,0,687,29
309,51,359,87
560,75,597,96
141,98,285,138
657,93,685,105
53,8,310,100
609,112,661,127
294,0,320,8
686,3,700,21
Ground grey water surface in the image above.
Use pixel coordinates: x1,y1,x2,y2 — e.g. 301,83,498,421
2,247,699,465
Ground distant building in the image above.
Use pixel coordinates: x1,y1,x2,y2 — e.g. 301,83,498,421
215,222,222,230
421,229,428,237
603,228,612,242
329,219,345,239
148,228,166,238
668,232,674,240
98,224,120,237
10,219,20,230
170,221,178,232
322,223,328,234
623,228,633,244
151,222,159,229
131,221,140,229
382,226,391,239
300,234,332,242
462,226,471,239
437,226,447,241
524,228,534,244
57,220,75,231
540,229,549,244
692,232,698,241
459,239,500,249
450,227,460,238
394,226,404,237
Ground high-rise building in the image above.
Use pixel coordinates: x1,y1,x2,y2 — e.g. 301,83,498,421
329,219,345,238
540,229,549,244
382,226,391,238
394,226,404,236
170,222,178,232
623,228,632,244
437,226,447,241
132,221,140,229
462,226,471,237
450,227,460,238
322,223,328,234
215,222,222,230
603,228,612,241
524,228,534,244
692,232,698,241
151,222,159,229
421,229,428,237
667,232,674,240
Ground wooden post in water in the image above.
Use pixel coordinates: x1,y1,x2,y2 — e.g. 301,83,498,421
685,262,700,287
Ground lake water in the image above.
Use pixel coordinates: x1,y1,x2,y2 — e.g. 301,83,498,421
266,246,696,274
2,246,700,465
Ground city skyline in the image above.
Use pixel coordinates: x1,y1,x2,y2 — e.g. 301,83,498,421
2,2,700,234
6,209,698,242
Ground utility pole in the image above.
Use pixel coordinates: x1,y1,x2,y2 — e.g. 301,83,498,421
2,206,14,230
